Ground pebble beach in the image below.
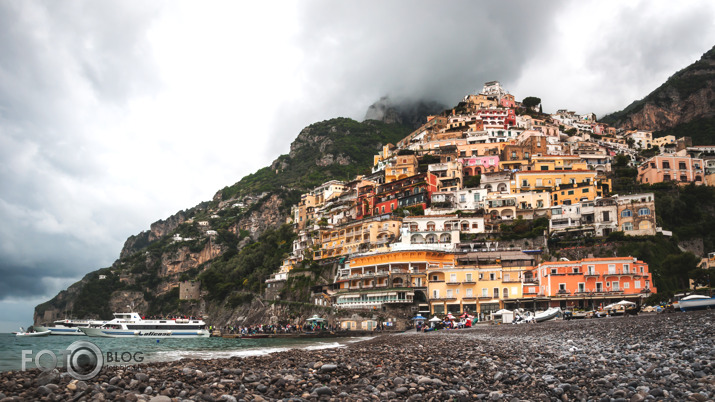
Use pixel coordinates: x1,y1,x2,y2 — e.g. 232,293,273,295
1,310,713,401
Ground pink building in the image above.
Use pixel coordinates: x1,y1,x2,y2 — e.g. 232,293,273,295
637,155,704,185
460,155,500,176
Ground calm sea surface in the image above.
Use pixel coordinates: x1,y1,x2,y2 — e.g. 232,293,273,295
0,333,371,372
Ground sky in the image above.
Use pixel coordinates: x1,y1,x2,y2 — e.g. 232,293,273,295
1,0,714,332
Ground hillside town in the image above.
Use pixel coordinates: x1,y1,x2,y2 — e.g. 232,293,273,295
260,82,715,327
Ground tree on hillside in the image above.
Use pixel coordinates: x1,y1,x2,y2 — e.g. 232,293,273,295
522,96,541,110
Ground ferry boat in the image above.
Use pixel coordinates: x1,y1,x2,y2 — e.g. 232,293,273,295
79,312,210,338
34,319,106,336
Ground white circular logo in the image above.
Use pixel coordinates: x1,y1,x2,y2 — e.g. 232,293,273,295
65,341,103,380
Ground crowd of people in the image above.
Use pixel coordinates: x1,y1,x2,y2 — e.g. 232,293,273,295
209,322,343,335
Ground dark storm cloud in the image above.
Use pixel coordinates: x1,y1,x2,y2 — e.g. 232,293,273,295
267,0,566,152
0,1,164,302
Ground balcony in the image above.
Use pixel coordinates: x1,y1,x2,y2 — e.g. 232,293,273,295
446,281,461,285
462,296,477,301
462,280,476,285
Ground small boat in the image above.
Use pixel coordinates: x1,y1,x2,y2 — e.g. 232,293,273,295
79,312,210,338
534,307,561,322
676,294,715,312
14,327,51,337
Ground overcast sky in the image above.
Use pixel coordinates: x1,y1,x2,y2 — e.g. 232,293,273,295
1,0,714,332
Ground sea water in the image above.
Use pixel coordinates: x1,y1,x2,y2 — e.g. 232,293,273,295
0,333,371,372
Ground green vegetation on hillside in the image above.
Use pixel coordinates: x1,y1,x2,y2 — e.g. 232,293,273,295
654,116,715,146
200,224,296,302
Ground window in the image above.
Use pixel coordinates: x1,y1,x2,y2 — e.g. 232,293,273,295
622,222,633,231
573,267,580,274
432,289,439,298
522,179,528,187
664,174,671,181
578,283,585,293
582,188,589,193
489,273,496,280
634,280,641,289
608,264,616,274
431,275,438,281
679,162,687,170
493,288,499,298
612,281,619,291
621,209,632,217
623,282,629,289
623,264,630,273
481,288,488,297
450,273,457,283
550,268,557,275
504,273,510,282
559,284,566,291
536,179,543,187
465,273,472,282
587,265,595,275
466,288,473,297
446,289,453,298
503,288,509,298
680,175,687,182
662,161,670,169
602,211,610,221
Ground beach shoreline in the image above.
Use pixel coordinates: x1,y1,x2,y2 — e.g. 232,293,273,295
2,311,713,401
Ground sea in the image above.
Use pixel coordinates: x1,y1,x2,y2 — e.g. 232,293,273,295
0,333,372,373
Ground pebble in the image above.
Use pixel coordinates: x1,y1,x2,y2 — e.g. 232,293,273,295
0,310,713,401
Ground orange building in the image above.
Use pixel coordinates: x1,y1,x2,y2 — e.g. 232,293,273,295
534,257,656,310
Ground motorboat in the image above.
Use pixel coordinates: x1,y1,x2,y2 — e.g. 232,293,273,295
534,307,561,322
34,318,107,336
79,312,210,338
14,327,51,337
676,294,715,312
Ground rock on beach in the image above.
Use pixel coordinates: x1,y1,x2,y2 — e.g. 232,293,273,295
1,310,713,400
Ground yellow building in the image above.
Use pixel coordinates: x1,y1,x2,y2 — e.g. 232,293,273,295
335,250,453,312
513,170,611,204
314,218,402,260
385,155,418,183
529,155,588,171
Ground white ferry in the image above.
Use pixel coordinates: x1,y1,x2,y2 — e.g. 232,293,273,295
79,312,210,338
35,319,106,336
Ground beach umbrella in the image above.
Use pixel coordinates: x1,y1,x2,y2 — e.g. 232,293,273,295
428,316,441,322
615,300,636,306
412,315,426,321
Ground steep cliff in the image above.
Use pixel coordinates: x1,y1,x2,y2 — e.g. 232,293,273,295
601,45,715,135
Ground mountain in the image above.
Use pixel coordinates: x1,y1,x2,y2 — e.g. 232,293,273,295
601,45,715,143
34,116,415,324
364,96,446,129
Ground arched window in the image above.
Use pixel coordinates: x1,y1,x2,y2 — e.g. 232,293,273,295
621,209,632,218
503,288,509,298
440,233,451,243
426,234,437,244
622,222,633,231
411,234,425,244
426,221,436,231
638,208,650,216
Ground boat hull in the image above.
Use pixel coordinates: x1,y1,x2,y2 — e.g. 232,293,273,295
534,307,561,322
678,297,715,312
15,330,51,337
80,327,210,338
34,326,86,336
